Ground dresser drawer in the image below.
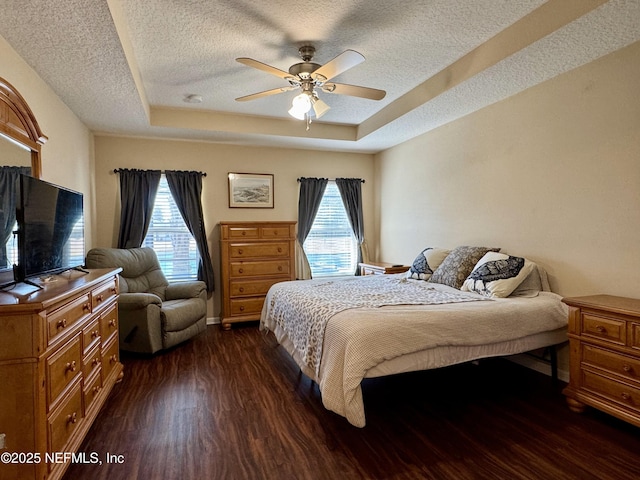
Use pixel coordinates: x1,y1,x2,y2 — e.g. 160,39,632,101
262,226,292,238
102,336,120,383
82,344,102,379
230,242,290,259
582,344,640,383
83,370,103,414
230,278,285,297
82,317,101,354
92,279,118,311
47,335,82,409
48,380,83,454
227,226,260,239
582,369,640,413
229,296,266,316
582,313,626,345
99,303,119,345
47,294,92,344
230,260,290,278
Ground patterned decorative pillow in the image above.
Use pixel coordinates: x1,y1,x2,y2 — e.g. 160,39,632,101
428,246,501,289
406,247,451,280
461,252,535,298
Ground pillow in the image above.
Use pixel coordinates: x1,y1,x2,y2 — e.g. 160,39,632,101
428,246,501,289
406,247,450,280
509,264,542,297
461,252,535,298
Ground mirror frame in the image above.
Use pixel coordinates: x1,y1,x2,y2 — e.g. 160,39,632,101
0,76,47,285
0,76,47,178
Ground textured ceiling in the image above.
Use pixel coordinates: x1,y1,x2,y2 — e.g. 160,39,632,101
0,0,639,153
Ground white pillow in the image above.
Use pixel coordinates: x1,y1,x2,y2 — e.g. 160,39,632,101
461,252,535,298
406,247,450,280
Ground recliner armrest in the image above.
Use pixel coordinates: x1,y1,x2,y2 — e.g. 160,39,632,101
118,292,163,310
165,281,207,300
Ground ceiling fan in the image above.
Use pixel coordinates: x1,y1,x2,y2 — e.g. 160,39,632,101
235,46,386,126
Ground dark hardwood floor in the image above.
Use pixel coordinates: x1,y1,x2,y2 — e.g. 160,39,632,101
63,324,640,480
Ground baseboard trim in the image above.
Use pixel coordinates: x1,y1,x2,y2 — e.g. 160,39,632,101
508,353,569,383
207,316,220,325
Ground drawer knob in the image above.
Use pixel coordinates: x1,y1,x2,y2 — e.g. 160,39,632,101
93,385,102,395
109,319,117,327
238,249,243,254
595,325,607,333
92,358,100,367
621,392,632,401
623,364,632,373
65,361,77,373
277,247,282,253
111,287,117,294
242,231,246,236
96,294,104,303
67,412,78,425
83,303,91,311
57,319,67,329
239,287,245,293
110,354,117,364
239,268,244,274
91,330,99,338
278,266,283,271
239,306,245,311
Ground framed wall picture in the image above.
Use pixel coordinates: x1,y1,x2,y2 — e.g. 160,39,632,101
228,173,274,208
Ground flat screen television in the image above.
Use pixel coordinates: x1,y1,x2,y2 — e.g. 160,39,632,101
14,175,85,282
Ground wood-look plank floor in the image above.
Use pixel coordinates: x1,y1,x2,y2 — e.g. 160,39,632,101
63,324,640,480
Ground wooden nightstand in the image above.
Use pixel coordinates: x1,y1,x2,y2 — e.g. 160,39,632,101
359,262,409,276
562,294,640,428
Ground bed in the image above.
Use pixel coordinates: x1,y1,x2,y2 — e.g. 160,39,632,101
260,247,568,427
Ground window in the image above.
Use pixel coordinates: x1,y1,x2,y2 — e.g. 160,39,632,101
303,181,357,277
142,176,199,282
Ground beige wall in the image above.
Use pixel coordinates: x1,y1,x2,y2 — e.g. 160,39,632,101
93,136,374,319
0,35,95,248
375,40,640,300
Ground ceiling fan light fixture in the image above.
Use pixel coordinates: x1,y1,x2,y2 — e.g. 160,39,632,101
311,97,330,119
288,92,312,120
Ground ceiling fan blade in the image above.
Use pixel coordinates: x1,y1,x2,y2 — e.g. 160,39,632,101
313,50,365,82
235,86,296,102
322,83,386,101
236,57,291,79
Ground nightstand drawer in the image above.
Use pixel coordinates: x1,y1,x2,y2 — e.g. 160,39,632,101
82,317,101,354
99,303,119,344
582,313,626,345
582,344,640,383
583,370,640,413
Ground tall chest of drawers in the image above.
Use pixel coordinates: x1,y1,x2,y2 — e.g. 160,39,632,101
220,221,296,329
0,269,123,480
563,295,640,427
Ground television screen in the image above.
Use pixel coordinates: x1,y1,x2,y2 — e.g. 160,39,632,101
15,175,84,281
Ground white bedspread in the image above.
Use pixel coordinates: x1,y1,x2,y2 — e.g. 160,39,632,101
260,275,568,427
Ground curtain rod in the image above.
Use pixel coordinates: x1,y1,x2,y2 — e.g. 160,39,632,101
113,168,206,177
297,177,364,183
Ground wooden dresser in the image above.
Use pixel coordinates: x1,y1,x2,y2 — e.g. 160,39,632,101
563,294,640,427
0,268,123,480
220,221,296,329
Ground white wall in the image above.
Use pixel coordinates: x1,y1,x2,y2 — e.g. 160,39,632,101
375,40,640,299
0,35,95,248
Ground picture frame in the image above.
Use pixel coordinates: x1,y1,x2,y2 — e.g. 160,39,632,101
228,172,274,208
